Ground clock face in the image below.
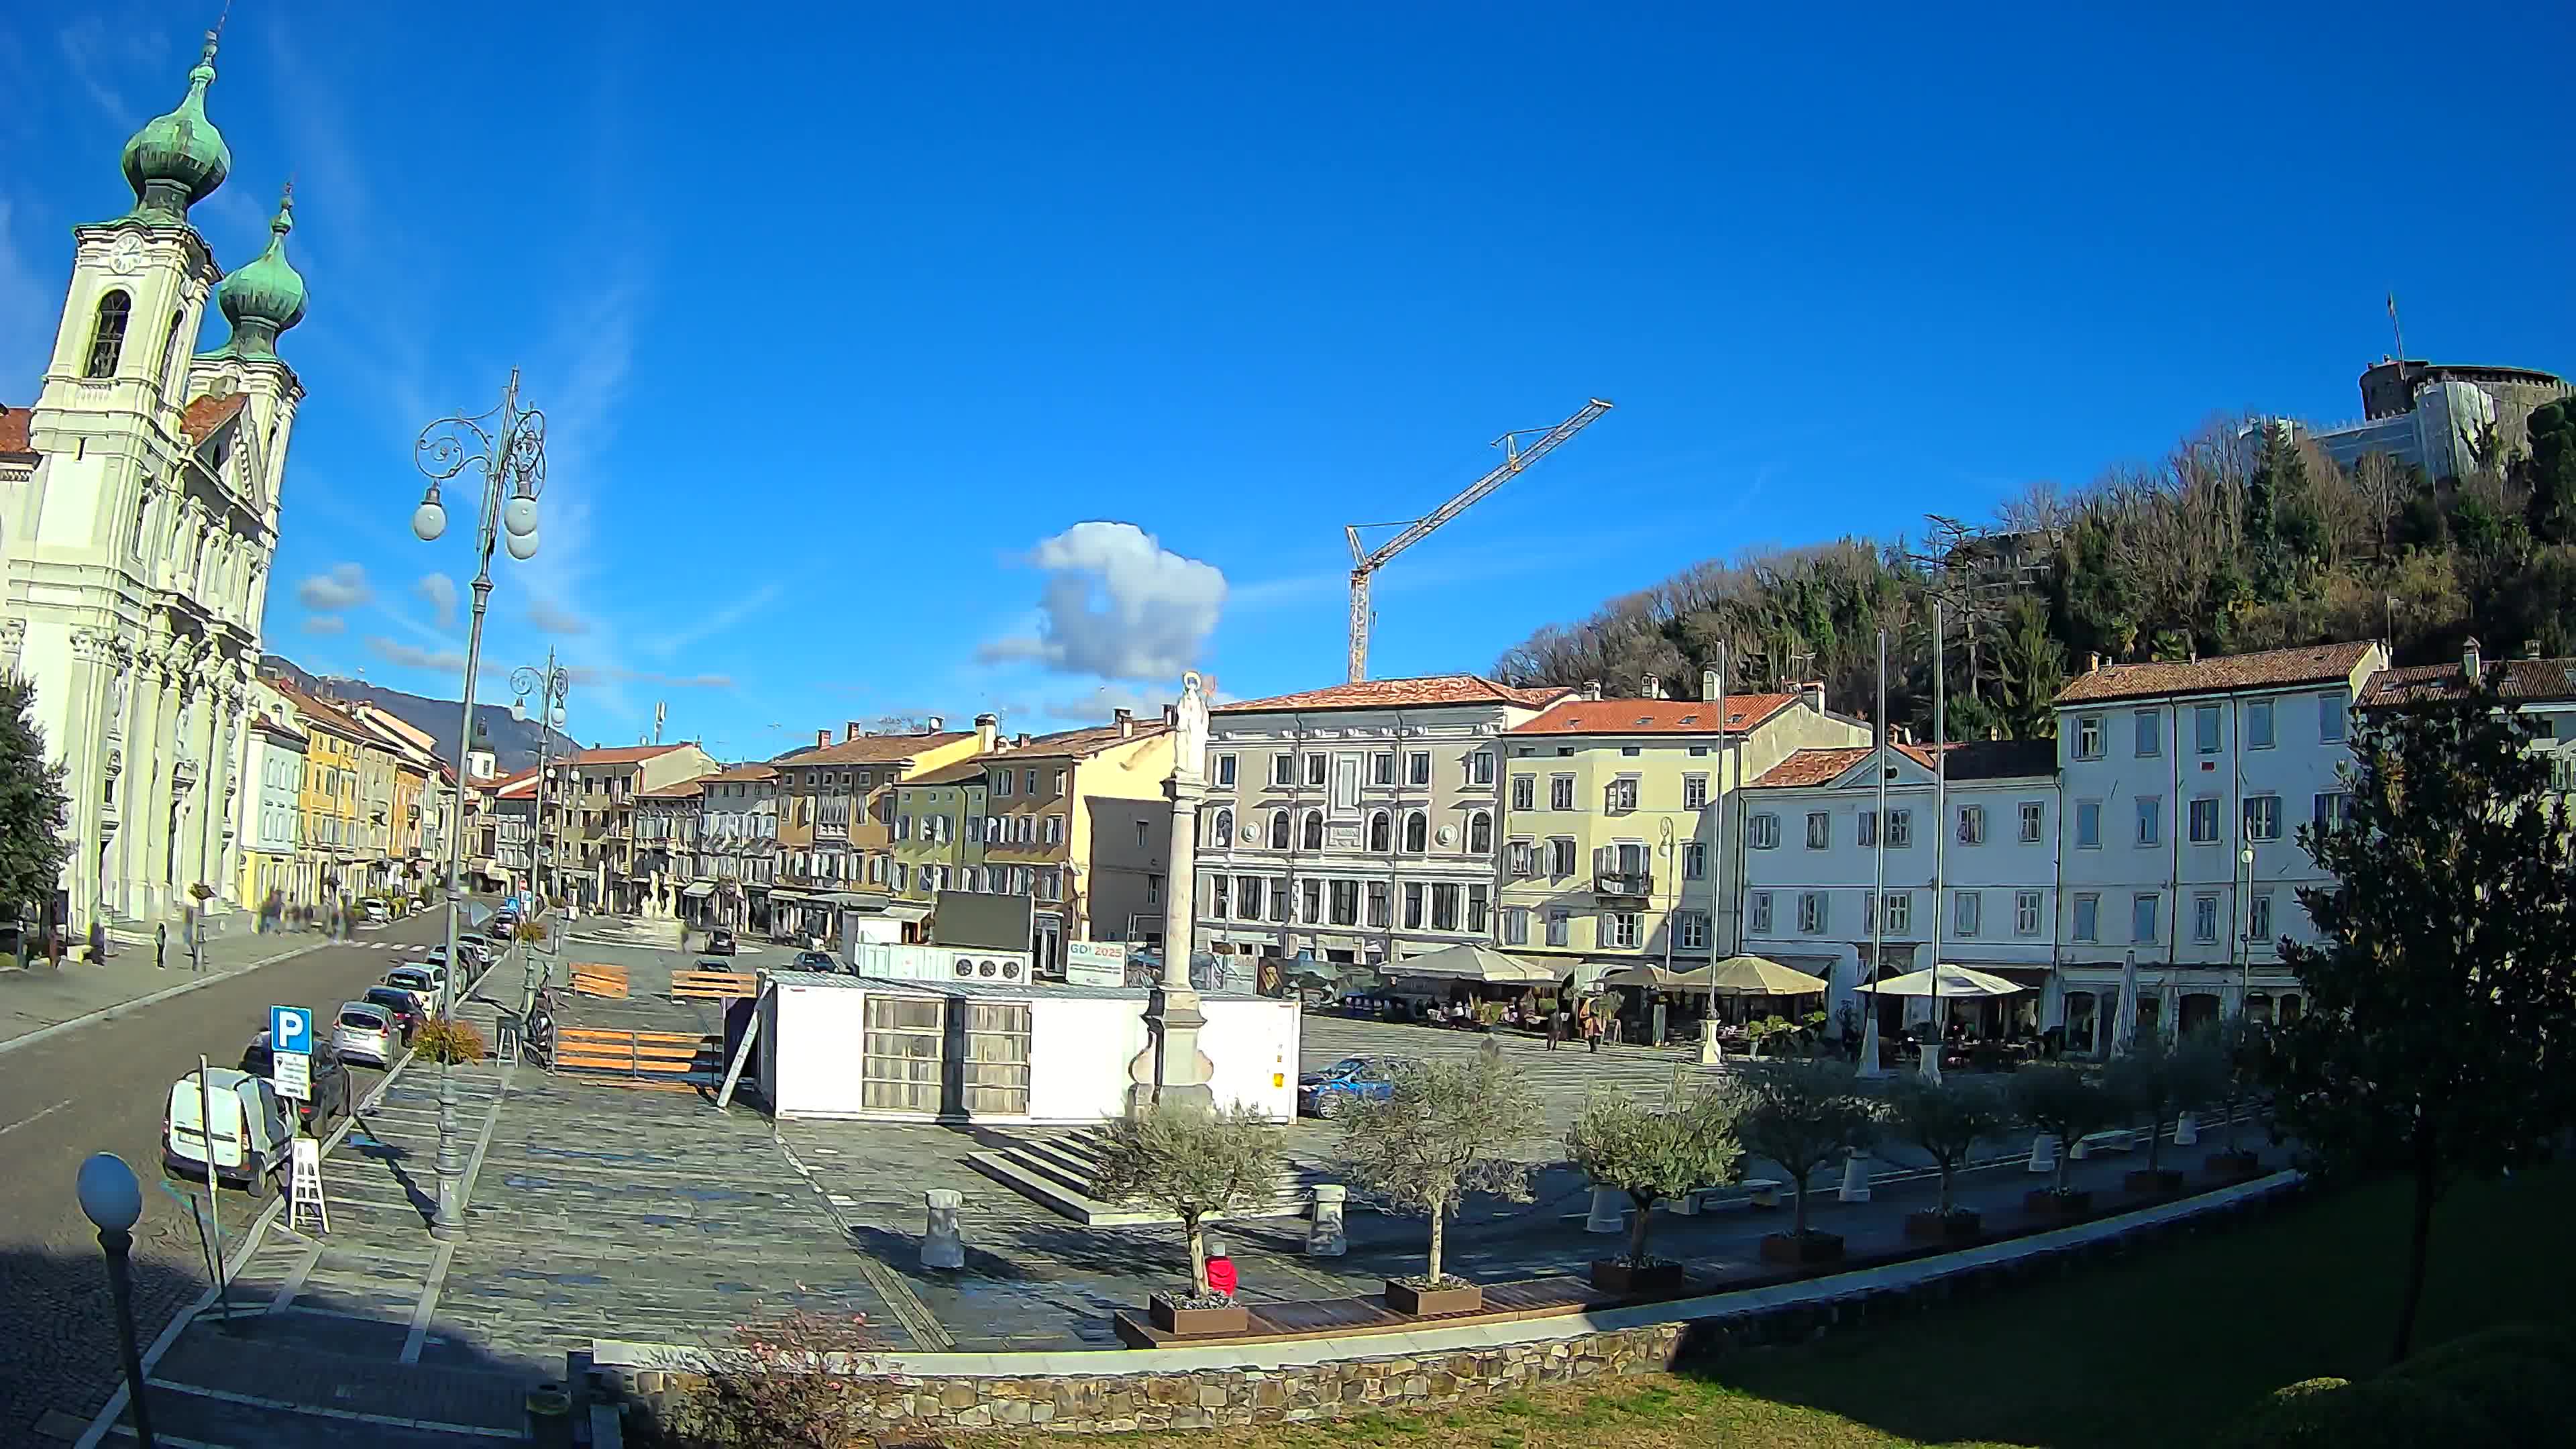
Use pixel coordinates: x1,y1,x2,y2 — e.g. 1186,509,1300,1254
109,235,144,276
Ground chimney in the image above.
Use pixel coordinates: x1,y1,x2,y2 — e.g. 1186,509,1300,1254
2526,639,2544,660
845,720,863,742
925,714,944,733
1015,733,1032,747
2086,652,2103,674
1701,667,1721,701
1801,680,1825,715
1114,706,1134,737
974,712,998,753
1580,680,1603,702
2463,637,2483,680
815,729,830,749
1642,674,1664,700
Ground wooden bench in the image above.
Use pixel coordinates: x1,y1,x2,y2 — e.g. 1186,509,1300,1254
553,1027,724,1081
570,963,629,1000
671,969,756,1001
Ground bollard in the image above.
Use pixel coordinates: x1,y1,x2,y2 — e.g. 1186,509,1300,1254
2028,1133,2059,1175
922,1189,965,1269
1837,1150,1874,1203
1307,1184,1347,1256
2175,1112,2199,1146
1585,1185,1626,1234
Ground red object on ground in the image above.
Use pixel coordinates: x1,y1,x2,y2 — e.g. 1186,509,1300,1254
1205,1256,1238,1296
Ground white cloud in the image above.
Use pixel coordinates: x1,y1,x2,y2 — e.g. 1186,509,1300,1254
415,572,458,631
527,598,592,636
296,564,372,612
364,635,465,674
976,522,1226,682
301,615,347,637
1039,683,1169,726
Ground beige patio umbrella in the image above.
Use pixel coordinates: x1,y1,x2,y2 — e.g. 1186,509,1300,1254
1384,942,1561,985
1598,963,1700,991
1854,963,2029,998
1698,955,1831,997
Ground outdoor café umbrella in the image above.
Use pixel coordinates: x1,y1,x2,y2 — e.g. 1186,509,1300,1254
1385,942,1560,986
1699,955,1831,997
1599,963,1699,991
1854,963,2029,998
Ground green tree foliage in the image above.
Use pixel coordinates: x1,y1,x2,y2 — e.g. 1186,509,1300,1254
1493,417,2573,735
2008,1065,2120,1196
2267,687,2576,1363
1090,1103,1290,1297
1729,1060,1877,1237
1564,1082,1743,1267
1334,1053,1546,1286
1884,1075,2010,1216
0,676,72,920
2104,1027,2226,1175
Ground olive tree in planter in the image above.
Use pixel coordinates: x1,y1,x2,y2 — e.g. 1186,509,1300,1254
1733,1059,1877,1265
1089,1102,1289,1336
2106,1027,2225,1193
1885,1074,2010,1242
2009,1064,2118,1219
1336,1052,1546,1316
1563,1083,1743,1296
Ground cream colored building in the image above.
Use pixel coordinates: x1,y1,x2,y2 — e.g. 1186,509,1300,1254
965,712,1175,967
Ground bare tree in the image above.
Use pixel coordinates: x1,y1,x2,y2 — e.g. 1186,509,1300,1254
1336,1053,1546,1287
1091,1103,1288,1299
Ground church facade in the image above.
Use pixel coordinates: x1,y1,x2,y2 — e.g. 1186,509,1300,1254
0,34,307,929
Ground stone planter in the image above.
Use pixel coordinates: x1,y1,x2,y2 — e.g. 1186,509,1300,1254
1902,1208,1984,1243
2123,1168,2186,1194
1148,1294,1248,1337
1758,1231,1845,1266
1384,1278,1484,1316
1589,1258,1686,1297
2206,1149,2263,1180
2024,1188,2094,1221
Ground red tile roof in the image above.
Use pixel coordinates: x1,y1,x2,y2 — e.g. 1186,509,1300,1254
272,683,371,743
1004,720,1171,761
640,779,706,800
1752,738,2058,788
906,757,994,787
564,743,701,767
2361,655,2576,707
1215,675,1570,714
774,731,973,768
0,405,32,458
2054,642,2379,705
1509,693,1799,736
179,394,247,445
698,763,778,784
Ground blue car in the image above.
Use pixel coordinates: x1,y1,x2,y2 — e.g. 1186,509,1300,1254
1297,1056,1409,1116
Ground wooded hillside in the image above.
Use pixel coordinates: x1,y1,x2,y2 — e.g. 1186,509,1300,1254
1491,400,2576,740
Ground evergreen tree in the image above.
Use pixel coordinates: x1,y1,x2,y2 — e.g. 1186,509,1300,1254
2520,398,2576,546
0,676,72,922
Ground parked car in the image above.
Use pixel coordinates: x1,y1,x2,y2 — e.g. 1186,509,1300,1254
361,898,390,924
331,1002,398,1068
164,1067,294,1195
1297,1056,1410,1117
706,928,737,956
384,965,441,1017
791,949,839,973
362,985,425,1042
239,1032,354,1132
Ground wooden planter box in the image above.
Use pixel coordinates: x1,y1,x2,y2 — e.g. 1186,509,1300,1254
1383,1279,1483,1316
2023,1188,2094,1221
1758,1232,1845,1266
1902,1209,1984,1243
1148,1295,1247,1337
2205,1150,2263,1180
2124,1168,2186,1194
1589,1258,1686,1297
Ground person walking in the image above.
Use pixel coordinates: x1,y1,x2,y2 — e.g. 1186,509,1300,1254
1546,1002,1563,1051
154,920,168,971
1584,1010,1604,1055
87,918,108,965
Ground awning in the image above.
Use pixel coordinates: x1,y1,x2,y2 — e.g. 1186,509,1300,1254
768,889,815,904
879,902,932,923
682,881,716,899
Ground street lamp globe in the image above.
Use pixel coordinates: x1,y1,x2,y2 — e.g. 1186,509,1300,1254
551,704,567,727
76,1152,143,1232
411,490,448,542
502,492,539,538
504,527,539,561
2240,847,2255,867
511,696,529,722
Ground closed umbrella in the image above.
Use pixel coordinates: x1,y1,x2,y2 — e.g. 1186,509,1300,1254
2115,951,2141,1057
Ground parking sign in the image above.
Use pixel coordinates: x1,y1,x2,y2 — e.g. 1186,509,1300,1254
271,1005,313,1055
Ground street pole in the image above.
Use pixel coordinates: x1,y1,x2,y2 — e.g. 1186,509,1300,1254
412,370,547,1243
1860,630,1889,1079
514,650,568,1017
1924,602,1947,1084
76,1154,156,1449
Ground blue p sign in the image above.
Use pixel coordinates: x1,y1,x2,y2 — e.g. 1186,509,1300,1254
271,1005,312,1056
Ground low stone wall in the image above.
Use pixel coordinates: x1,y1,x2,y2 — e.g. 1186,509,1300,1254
587,1175,2303,1435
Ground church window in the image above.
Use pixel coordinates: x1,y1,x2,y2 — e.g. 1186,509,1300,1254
130,490,150,558
160,311,184,396
85,290,133,378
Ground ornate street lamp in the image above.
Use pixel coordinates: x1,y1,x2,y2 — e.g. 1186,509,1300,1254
76,1152,155,1448
412,369,546,1242
512,651,571,1016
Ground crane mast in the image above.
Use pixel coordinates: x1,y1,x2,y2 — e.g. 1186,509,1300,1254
1345,398,1613,682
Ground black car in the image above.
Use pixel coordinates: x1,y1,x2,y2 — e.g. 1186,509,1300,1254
239,1033,353,1132
791,950,839,973
362,985,427,1042
706,928,737,956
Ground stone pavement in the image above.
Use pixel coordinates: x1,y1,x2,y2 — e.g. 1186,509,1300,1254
1,918,418,1053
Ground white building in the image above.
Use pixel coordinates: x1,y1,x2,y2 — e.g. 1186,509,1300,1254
0,37,305,931
2051,641,2387,1052
237,708,305,908
1739,738,2061,1039
1192,675,1569,967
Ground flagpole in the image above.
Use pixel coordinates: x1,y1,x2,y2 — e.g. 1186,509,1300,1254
1923,602,1947,1084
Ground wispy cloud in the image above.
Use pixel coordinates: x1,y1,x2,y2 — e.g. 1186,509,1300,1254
645,582,784,659
55,17,154,124
1038,683,1170,726
301,615,347,637
295,563,372,611
415,572,458,631
977,522,1227,682
0,199,50,399
527,598,592,636
364,635,466,674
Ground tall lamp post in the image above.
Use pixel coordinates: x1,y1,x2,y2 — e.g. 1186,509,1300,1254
2237,845,2256,1015
76,1152,155,1449
411,369,547,1242
513,652,571,1015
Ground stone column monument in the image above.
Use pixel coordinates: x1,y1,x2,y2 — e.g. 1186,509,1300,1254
1126,672,1216,1116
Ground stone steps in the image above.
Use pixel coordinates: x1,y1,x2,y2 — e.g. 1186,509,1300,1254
965,1126,1315,1228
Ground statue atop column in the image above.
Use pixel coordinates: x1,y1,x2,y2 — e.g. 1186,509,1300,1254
1131,671,1216,1116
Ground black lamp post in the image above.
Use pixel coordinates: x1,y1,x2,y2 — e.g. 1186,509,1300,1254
76,1152,156,1448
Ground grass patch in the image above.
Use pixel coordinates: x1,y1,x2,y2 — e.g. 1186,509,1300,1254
1001,1164,2572,1449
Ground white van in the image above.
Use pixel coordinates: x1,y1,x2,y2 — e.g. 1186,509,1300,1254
163,1067,294,1196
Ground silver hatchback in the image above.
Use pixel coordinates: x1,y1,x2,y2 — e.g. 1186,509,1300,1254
333,1002,396,1067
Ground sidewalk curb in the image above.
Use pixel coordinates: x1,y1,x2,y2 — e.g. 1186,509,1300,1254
0,941,329,1059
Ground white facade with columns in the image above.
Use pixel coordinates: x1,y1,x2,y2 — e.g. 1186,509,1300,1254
0,37,305,930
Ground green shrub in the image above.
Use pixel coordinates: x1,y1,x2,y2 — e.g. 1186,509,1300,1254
2385,1350,2567,1448
2207,1375,2494,1448
2395,1322,2576,1377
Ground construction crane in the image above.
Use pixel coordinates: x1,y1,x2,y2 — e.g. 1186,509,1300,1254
1344,398,1614,682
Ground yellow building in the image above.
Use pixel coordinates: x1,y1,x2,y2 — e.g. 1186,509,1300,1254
278,685,369,902
1495,680,1866,987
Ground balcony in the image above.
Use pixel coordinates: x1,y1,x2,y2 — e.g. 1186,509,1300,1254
1593,869,1654,902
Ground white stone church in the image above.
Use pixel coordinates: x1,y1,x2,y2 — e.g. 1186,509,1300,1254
0,35,305,931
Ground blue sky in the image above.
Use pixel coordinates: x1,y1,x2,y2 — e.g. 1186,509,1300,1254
6,2,2571,760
